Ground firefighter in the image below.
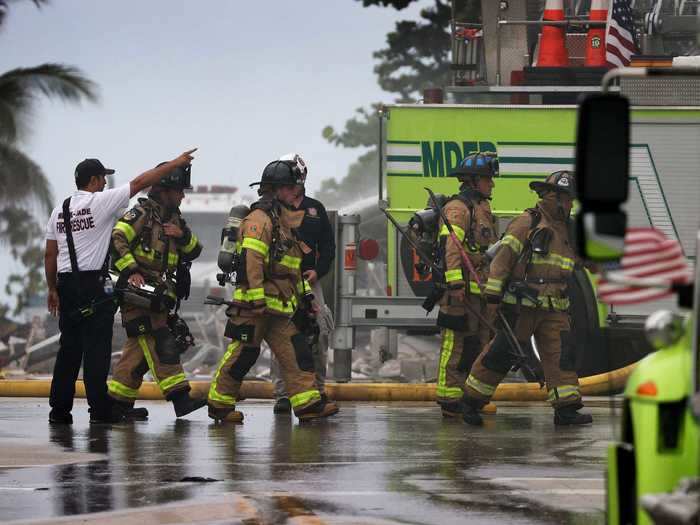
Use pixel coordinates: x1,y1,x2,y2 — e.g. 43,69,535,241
207,160,340,423
463,170,593,426
270,153,336,414
44,152,195,425
108,162,206,419
436,152,498,418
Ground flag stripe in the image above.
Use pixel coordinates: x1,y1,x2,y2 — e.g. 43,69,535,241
608,26,636,54
599,268,691,293
598,227,691,305
601,290,673,305
621,246,684,268
606,44,629,65
605,0,637,68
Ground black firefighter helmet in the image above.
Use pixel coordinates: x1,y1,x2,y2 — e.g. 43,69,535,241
249,160,304,188
529,170,576,197
156,163,193,190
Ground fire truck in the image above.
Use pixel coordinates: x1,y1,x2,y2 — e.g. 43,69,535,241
327,0,700,385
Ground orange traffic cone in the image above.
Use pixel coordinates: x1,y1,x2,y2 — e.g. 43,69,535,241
585,0,608,66
537,0,569,67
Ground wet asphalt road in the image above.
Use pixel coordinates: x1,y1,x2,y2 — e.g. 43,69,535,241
0,398,619,524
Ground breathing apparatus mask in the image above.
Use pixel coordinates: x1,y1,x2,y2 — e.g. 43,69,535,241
167,313,195,353
116,280,176,312
407,193,449,278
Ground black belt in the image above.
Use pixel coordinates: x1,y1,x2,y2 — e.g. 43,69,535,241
522,277,568,285
58,270,105,284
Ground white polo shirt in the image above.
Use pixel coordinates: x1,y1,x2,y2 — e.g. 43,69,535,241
45,184,131,273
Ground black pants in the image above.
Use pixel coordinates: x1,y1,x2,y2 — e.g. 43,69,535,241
49,272,116,419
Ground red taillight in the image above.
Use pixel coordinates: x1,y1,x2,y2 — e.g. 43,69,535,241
344,243,357,270
636,381,658,397
358,238,379,261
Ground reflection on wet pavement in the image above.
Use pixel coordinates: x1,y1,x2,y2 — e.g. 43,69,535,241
0,398,617,524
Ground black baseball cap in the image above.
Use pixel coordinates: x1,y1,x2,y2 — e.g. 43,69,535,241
74,158,115,181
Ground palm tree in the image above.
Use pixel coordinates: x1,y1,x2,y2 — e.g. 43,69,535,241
0,0,98,218
0,64,97,214
0,0,98,313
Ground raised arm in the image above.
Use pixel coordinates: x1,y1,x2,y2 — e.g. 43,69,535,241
129,148,197,197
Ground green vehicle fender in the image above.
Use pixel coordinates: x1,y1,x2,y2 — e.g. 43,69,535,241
608,316,699,525
625,317,692,403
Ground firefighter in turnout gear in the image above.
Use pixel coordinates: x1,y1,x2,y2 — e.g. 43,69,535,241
207,160,339,423
462,171,593,427
436,152,499,418
270,153,336,415
108,163,206,419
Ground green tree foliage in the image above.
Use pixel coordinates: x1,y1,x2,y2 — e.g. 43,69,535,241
0,1,98,314
372,0,452,102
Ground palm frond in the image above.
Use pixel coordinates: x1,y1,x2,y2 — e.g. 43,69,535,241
0,141,53,213
0,206,37,248
0,1,50,29
0,63,98,143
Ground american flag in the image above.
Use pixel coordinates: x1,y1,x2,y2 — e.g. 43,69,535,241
605,0,638,68
597,228,692,305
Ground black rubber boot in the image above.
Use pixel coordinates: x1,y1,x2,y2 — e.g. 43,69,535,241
438,399,463,418
106,400,134,423
208,404,244,424
90,411,125,424
127,406,149,421
48,409,73,425
462,397,484,427
296,399,340,421
106,400,148,421
554,406,593,426
170,390,207,418
273,397,292,414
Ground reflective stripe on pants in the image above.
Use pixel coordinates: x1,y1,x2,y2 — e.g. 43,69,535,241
108,306,189,402
208,314,320,415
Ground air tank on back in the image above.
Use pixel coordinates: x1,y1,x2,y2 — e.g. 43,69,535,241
216,204,250,286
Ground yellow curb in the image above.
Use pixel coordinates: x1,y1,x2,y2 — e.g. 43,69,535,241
0,363,636,402
1,493,262,525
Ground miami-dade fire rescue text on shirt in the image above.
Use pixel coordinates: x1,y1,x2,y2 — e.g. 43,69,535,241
45,185,131,273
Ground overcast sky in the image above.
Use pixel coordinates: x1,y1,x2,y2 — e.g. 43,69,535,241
0,0,429,309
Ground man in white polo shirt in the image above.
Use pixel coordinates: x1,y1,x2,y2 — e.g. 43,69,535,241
44,148,196,424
